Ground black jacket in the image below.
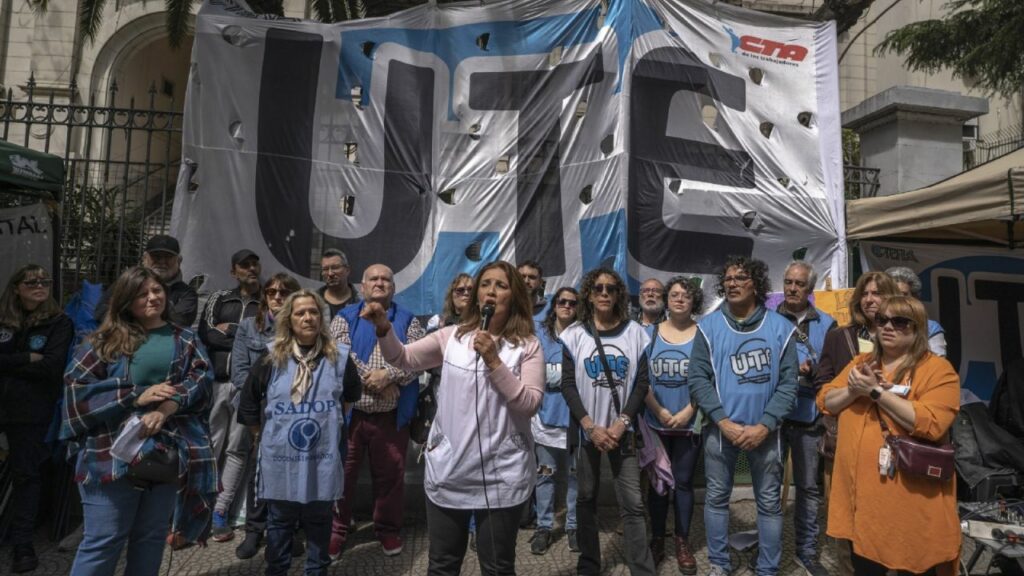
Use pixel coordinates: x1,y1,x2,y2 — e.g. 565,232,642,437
0,313,74,425
94,276,199,328
199,287,260,380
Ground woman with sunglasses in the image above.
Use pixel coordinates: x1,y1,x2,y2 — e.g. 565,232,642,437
61,266,216,575
216,274,301,554
813,271,899,574
560,267,655,576
359,260,543,575
643,276,703,575
529,287,580,555
0,265,73,573
427,273,473,333
818,296,959,576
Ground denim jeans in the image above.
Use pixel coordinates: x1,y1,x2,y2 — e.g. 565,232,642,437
783,422,822,560
576,443,655,576
704,427,784,576
265,500,332,576
425,499,525,576
648,432,702,538
534,443,577,531
70,477,177,576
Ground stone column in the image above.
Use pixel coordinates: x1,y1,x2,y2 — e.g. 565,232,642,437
842,86,988,195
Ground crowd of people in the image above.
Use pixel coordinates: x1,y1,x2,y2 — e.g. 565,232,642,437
0,234,965,576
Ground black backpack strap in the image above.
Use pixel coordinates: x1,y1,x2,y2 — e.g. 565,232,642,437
590,321,622,415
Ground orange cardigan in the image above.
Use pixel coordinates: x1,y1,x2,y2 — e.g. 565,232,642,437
817,353,960,574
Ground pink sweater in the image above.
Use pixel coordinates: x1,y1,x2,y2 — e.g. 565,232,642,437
379,325,543,415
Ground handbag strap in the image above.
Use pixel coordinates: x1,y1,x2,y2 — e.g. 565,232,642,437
874,403,893,438
590,321,623,415
841,326,858,360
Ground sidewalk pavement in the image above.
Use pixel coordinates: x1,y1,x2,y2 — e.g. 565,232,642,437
17,495,983,575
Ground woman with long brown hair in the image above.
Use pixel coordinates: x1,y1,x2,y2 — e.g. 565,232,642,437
426,272,473,332
560,266,655,576
0,264,73,573
818,296,960,575
61,266,216,575
359,260,544,576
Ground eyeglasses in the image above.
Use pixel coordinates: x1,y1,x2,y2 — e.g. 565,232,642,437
722,275,752,285
265,288,291,299
21,279,52,288
556,298,578,308
875,314,914,331
639,288,664,296
593,283,620,295
453,287,472,296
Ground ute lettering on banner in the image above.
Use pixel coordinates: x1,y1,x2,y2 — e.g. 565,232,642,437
862,240,1024,400
172,0,845,314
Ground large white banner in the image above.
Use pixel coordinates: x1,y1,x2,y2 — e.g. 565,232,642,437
0,202,53,286
172,0,845,314
862,240,1024,400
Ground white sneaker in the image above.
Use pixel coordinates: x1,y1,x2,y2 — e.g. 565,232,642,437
708,565,732,576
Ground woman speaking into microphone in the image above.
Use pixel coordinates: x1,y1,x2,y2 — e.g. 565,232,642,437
359,261,544,576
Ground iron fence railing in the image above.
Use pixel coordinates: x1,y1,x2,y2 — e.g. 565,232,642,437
0,73,182,295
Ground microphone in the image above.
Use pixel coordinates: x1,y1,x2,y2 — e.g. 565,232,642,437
481,304,496,330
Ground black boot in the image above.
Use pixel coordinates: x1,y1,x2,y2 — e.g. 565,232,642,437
12,543,39,574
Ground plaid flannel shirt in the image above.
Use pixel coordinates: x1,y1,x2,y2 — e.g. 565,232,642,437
329,314,424,413
60,325,219,544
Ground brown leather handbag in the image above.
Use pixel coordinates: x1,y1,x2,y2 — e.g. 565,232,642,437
877,406,955,482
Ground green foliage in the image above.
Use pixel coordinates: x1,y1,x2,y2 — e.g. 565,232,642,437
875,0,1024,99
61,184,143,287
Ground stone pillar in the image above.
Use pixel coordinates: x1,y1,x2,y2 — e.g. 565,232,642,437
842,86,988,195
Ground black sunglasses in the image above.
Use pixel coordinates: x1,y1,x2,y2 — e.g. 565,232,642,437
21,279,52,288
453,287,472,296
555,298,578,308
875,314,914,331
592,283,620,295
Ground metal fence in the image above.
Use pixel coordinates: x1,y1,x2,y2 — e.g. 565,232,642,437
0,73,182,297
965,128,1024,170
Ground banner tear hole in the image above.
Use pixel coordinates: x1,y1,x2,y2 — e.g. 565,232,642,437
759,122,774,139
229,120,244,143
669,179,682,195
439,188,457,205
477,33,490,51
465,241,482,261
579,185,593,205
749,68,764,85
600,134,614,155
797,112,813,128
708,52,723,68
496,156,509,174
341,196,355,216
344,142,358,164
777,176,790,188
361,41,375,58
575,100,588,119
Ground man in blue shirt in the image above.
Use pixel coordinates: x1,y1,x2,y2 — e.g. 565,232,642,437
689,256,798,576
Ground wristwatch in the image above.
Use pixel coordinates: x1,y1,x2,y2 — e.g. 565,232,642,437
585,424,596,436
869,387,882,401
617,414,632,428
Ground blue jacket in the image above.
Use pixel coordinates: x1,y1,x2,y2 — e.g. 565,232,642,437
339,301,418,429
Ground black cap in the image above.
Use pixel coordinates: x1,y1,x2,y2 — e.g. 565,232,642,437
231,249,259,267
144,234,180,255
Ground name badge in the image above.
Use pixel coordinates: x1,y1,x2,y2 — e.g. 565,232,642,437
878,444,892,477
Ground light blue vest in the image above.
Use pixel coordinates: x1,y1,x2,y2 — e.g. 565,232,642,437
536,322,569,428
644,325,695,432
927,319,943,338
789,307,835,423
698,309,794,426
258,344,351,503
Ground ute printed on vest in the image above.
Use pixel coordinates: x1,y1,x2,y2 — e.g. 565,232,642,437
651,349,689,389
730,338,773,385
584,344,630,389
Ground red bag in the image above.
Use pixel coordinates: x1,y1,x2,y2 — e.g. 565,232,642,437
878,406,954,482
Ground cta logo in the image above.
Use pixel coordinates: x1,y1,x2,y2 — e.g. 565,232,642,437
584,344,629,389
724,26,808,65
730,338,773,385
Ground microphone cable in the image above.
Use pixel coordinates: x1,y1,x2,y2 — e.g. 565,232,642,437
473,303,500,576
